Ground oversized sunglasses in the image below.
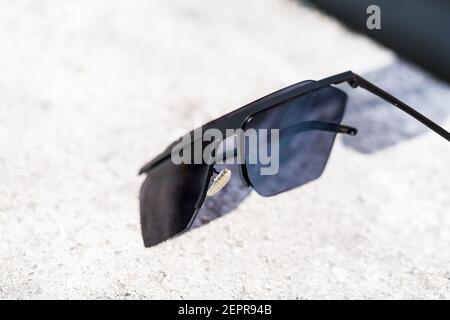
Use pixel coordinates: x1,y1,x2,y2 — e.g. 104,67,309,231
138,71,450,247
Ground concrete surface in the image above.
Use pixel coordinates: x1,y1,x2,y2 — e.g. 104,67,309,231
0,0,449,299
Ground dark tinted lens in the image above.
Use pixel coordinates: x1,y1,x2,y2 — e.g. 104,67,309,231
244,86,347,196
139,160,210,247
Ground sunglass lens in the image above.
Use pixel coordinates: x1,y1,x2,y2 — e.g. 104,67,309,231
244,86,347,196
139,160,210,247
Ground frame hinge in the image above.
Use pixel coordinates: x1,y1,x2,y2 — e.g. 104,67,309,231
348,76,359,88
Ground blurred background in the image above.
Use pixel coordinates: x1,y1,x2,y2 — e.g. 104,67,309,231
310,0,450,83
0,0,449,299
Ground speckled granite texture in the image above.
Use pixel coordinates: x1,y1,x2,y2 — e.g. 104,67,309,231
0,0,449,299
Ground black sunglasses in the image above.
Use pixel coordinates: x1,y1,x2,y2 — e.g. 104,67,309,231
138,71,450,247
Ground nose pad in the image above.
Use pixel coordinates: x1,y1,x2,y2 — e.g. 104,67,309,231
207,169,232,197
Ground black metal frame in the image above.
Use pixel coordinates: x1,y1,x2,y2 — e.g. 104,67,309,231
141,71,449,172
139,71,450,240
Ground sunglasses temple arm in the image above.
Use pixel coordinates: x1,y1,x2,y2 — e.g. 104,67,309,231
279,121,357,139
216,121,357,161
348,74,450,142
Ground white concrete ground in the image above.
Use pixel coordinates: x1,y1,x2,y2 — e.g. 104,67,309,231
0,0,449,299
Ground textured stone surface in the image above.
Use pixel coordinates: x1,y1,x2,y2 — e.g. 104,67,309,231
1,0,449,299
